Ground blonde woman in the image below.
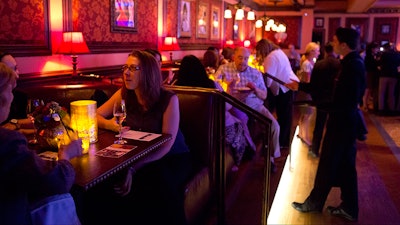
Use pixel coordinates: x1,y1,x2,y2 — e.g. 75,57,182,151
298,42,320,83
296,42,320,149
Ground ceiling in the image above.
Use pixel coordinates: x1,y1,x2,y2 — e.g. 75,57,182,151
232,0,400,13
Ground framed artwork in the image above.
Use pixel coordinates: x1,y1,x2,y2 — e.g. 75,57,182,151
178,0,191,38
210,5,220,40
110,0,137,33
381,24,390,34
315,17,324,28
196,2,208,39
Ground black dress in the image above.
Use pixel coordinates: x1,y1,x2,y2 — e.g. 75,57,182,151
84,89,191,225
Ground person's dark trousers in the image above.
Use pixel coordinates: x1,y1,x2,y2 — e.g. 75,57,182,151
306,115,359,218
265,89,294,148
311,108,328,156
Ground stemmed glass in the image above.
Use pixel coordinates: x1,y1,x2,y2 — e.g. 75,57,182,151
113,99,127,144
26,99,42,144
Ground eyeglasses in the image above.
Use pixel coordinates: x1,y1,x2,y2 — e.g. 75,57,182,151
122,64,140,72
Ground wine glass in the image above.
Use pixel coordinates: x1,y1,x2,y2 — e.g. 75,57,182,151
26,99,43,144
113,99,127,144
232,72,241,93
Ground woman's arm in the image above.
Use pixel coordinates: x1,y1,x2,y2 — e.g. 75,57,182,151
96,89,122,132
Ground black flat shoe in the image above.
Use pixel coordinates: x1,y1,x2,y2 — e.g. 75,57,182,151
291,202,321,213
327,206,358,221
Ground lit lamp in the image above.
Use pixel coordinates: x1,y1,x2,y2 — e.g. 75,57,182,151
247,10,255,21
161,36,180,62
224,7,232,19
57,32,90,77
70,100,98,153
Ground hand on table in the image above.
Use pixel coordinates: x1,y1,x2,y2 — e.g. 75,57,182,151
58,139,83,161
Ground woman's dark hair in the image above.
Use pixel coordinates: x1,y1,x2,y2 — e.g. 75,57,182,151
122,50,162,109
203,50,219,70
143,49,162,63
255,39,279,64
221,47,234,61
176,55,215,88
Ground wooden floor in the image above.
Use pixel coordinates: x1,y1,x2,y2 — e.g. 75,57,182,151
267,112,400,225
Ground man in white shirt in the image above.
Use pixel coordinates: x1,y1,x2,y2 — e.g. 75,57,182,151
255,39,300,148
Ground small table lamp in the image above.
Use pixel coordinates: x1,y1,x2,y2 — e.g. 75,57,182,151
161,36,180,62
70,100,98,154
57,32,90,77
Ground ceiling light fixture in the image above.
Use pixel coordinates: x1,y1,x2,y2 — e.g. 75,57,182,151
255,1,286,33
224,0,254,21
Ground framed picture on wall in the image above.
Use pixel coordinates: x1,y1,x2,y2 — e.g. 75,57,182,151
381,24,390,34
110,0,137,33
315,18,324,28
210,5,220,40
196,2,208,39
178,0,191,38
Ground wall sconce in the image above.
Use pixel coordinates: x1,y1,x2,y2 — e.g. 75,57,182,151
57,32,90,77
70,100,98,153
225,40,234,47
244,40,251,48
161,36,180,62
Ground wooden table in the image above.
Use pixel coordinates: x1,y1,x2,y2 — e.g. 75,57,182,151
70,129,172,191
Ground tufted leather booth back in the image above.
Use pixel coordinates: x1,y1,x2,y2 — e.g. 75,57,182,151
165,86,225,224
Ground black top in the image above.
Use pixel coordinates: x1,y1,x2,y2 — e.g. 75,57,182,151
123,88,189,155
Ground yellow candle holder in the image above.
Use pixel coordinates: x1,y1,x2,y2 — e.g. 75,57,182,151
70,100,98,153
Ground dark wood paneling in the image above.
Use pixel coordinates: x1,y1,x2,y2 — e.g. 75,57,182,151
328,17,341,42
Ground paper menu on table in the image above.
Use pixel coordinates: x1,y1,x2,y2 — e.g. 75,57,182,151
96,144,137,158
117,130,162,141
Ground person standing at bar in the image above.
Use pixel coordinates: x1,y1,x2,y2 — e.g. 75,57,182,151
286,42,341,157
292,27,365,222
255,39,299,149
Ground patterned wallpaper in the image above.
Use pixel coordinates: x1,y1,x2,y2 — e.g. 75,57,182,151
0,0,47,45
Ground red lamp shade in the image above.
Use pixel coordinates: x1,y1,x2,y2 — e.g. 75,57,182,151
57,32,90,77
57,32,89,54
161,36,180,62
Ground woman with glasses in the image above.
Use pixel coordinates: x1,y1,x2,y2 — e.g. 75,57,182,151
94,50,191,225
